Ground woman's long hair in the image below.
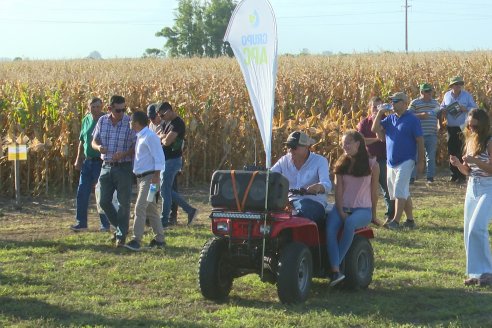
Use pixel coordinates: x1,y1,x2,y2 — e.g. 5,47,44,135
333,130,371,177
464,109,491,156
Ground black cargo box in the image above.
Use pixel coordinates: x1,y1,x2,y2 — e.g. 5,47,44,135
210,170,289,211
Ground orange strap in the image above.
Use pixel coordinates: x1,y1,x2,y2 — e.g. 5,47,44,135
230,170,259,212
231,170,242,211
241,171,259,211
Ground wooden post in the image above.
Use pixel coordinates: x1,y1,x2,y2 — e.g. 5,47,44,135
14,156,21,209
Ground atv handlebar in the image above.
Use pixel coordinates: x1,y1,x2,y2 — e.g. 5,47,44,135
288,188,318,196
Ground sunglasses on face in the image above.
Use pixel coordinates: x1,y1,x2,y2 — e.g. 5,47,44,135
114,108,126,113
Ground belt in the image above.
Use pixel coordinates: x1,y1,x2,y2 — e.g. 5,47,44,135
86,157,102,161
135,171,155,178
103,161,131,167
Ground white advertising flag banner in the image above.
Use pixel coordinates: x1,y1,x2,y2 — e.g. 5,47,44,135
224,0,278,168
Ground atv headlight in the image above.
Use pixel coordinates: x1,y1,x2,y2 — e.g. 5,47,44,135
216,221,229,233
259,224,271,235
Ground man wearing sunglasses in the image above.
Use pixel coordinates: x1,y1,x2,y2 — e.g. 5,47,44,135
92,95,136,247
372,92,425,230
157,101,198,228
271,131,332,224
408,83,441,184
440,76,477,183
148,103,179,224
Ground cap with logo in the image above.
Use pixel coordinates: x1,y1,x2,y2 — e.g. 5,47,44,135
284,131,316,148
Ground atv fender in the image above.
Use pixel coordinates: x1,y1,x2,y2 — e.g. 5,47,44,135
270,217,320,247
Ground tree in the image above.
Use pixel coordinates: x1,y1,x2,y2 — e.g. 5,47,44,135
203,0,235,57
142,48,165,58
155,0,236,58
87,51,102,60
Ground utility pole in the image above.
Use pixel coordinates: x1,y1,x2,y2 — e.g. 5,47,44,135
405,0,411,54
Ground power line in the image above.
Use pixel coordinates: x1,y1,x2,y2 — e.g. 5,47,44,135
0,18,164,26
277,16,490,27
405,0,410,54
277,10,402,19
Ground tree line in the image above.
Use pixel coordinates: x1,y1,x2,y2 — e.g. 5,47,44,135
145,0,237,58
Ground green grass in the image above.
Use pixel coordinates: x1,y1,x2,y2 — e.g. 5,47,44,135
1,178,491,327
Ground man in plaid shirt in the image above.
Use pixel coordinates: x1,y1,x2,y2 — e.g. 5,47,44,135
92,95,136,247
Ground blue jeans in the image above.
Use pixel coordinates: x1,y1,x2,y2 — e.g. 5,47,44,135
160,157,194,226
98,162,133,240
75,159,110,229
412,134,438,179
291,198,326,224
378,159,394,218
464,176,492,277
326,207,372,269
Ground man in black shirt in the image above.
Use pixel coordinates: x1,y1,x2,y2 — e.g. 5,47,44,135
157,102,198,228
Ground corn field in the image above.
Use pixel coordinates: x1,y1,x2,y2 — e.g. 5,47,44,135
1,52,492,196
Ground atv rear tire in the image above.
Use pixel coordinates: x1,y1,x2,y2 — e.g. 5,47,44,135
343,235,374,289
277,242,313,304
198,237,234,300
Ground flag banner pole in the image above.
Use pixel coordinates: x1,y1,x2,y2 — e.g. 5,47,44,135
224,0,278,280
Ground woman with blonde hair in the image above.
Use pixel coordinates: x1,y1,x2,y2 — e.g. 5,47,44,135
450,108,492,286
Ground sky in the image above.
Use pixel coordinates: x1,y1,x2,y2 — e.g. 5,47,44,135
0,0,491,60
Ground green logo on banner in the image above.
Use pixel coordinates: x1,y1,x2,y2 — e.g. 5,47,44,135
241,33,267,65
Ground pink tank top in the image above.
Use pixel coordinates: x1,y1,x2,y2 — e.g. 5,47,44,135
342,157,377,209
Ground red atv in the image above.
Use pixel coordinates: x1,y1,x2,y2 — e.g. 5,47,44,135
198,170,375,304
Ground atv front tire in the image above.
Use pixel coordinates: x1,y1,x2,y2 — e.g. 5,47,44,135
277,242,313,304
198,237,234,300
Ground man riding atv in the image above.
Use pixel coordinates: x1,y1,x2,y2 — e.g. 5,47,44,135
200,130,375,304
271,131,332,224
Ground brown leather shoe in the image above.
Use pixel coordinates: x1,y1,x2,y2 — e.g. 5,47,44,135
479,273,492,286
464,277,479,286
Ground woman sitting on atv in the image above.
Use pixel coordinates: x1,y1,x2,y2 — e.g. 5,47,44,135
326,130,380,286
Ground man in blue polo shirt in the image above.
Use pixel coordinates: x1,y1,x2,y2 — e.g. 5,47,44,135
372,92,425,229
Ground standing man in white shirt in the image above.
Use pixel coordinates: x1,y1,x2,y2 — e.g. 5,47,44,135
125,111,166,251
271,131,332,224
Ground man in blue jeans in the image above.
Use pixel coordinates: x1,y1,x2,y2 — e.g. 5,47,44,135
408,83,441,184
92,95,136,247
71,97,110,232
271,131,332,224
157,102,198,228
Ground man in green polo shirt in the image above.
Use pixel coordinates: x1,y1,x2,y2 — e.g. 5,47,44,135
70,97,110,232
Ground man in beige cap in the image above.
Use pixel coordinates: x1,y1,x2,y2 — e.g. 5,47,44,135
271,131,332,224
440,76,477,183
372,92,425,230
